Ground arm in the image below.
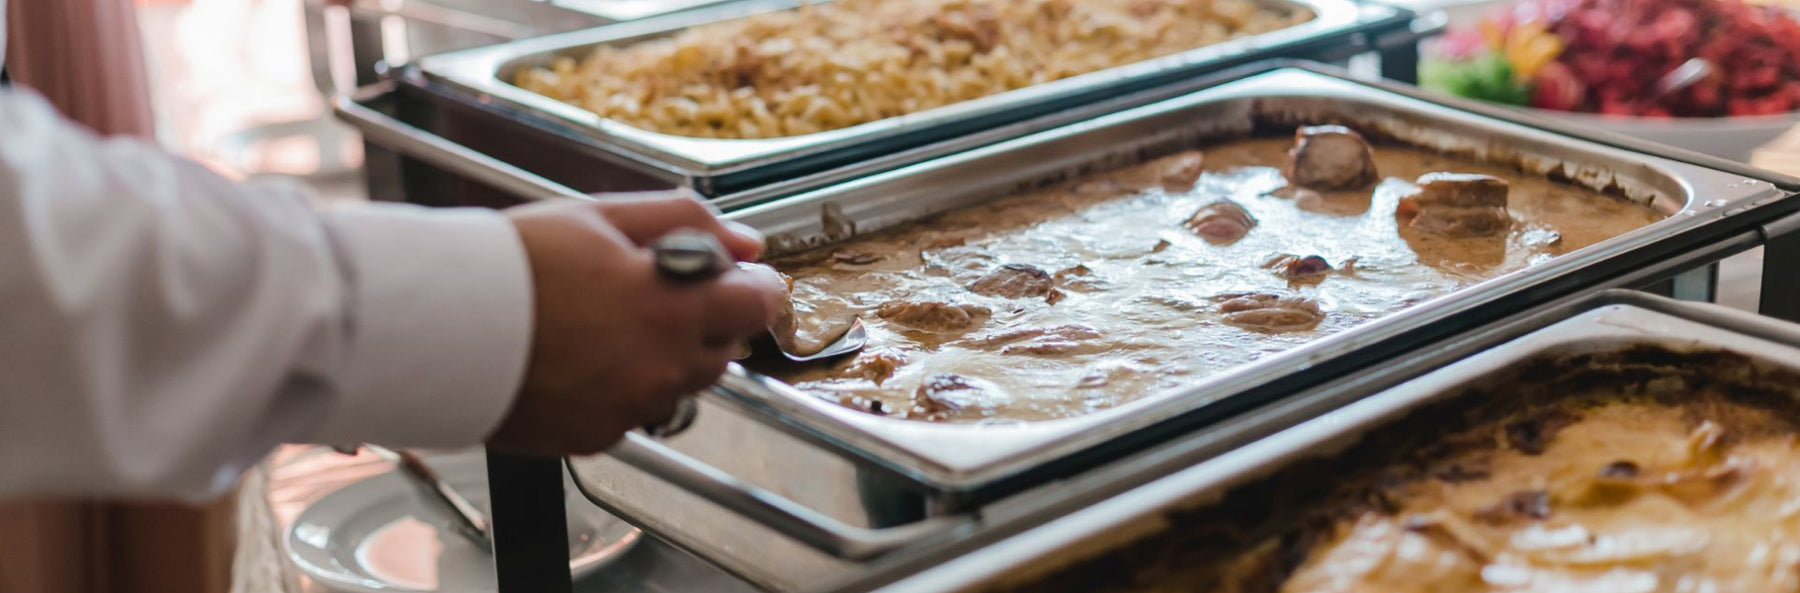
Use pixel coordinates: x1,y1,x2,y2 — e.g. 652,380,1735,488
0,88,532,501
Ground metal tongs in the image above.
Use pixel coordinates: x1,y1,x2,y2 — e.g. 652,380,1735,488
334,444,493,552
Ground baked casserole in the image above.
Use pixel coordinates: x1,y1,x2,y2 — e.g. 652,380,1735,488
514,0,1312,138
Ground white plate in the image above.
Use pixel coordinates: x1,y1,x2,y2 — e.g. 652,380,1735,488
1526,108,1800,163
285,453,641,593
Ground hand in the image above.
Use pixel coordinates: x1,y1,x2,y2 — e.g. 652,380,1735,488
486,192,785,456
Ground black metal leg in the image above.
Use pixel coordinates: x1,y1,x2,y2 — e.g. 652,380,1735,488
1763,217,1800,322
1379,36,1421,84
487,450,573,593
1673,264,1720,302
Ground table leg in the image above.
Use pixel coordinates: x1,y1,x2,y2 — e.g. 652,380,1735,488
486,450,573,593
1763,213,1800,322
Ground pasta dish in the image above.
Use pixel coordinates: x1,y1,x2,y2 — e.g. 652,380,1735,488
513,0,1311,139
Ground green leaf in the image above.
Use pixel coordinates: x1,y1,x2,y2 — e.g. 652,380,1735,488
1420,54,1530,106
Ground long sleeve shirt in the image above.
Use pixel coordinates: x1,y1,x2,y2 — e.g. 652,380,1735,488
0,83,533,501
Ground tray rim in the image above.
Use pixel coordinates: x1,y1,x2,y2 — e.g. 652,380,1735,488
834,291,1800,593
412,0,1390,175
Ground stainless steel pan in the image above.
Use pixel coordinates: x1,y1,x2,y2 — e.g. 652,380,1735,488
684,67,1775,490
837,290,1800,593
336,64,1800,590
408,0,1399,195
553,67,1798,585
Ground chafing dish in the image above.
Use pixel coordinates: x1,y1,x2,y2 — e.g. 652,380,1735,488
552,67,1800,591
832,290,1800,593
353,0,1417,200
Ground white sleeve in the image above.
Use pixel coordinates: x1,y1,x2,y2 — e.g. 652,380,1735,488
0,88,533,501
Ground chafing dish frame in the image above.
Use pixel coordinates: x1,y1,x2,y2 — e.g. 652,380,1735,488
654,67,1780,490
409,0,1402,196
332,61,1800,592
552,65,1800,583
828,289,1800,593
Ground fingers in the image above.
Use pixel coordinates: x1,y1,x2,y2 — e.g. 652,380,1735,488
697,265,790,343
593,193,764,261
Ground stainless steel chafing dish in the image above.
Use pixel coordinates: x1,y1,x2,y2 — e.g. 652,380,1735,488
550,0,747,22
830,289,1800,593
550,67,1800,591
368,0,1414,198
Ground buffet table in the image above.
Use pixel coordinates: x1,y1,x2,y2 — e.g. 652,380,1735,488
280,1,1800,591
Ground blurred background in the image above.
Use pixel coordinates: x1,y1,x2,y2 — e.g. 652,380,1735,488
2,0,1794,590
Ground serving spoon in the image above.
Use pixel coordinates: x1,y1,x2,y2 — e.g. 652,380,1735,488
650,228,869,362
644,229,867,437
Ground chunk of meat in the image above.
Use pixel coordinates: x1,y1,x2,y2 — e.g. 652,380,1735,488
1263,253,1333,282
1285,125,1379,191
1408,207,1512,238
1209,293,1320,332
1214,292,1324,332
968,263,1056,300
1184,199,1257,244
1053,264,1106,293
877,301,990,331
844,348,908,385
1114,150,1206,191
1396,173,1513,238
1406,172,1509,208
912,373,1007,420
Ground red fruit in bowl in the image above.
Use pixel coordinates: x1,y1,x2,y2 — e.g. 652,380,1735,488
1531,61,1585,111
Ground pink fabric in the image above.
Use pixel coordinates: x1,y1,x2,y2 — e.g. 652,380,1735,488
6,0,154,139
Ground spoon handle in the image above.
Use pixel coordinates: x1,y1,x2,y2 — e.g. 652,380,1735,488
642,228,730,437
651,228,731,282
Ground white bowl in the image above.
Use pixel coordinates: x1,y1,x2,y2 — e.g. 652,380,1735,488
1523,108,1800,163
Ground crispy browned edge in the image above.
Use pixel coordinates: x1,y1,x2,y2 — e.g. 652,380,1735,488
982,345,1800,593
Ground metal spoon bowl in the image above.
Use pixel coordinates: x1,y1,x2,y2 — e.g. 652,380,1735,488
645,228,867,437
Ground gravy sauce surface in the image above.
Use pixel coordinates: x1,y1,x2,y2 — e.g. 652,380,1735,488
761,138,1665,423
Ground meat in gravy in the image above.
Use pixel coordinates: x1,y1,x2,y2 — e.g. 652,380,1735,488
1285,125,1379,191
1398,172,1514,238
759,129,1664,423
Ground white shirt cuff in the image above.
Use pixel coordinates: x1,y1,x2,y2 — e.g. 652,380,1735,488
310,204,533,448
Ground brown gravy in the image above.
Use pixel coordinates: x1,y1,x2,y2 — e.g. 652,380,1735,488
759,137,1666,423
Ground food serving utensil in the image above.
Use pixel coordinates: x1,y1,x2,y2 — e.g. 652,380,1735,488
333,444,494,552
645,228,867,437
650,228,868,363
1648,57,1714,105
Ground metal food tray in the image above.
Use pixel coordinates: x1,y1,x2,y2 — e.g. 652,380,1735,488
690,68,1773,489
551,0,749,22
557,67,1796,578
841,290,1800,593
412,0,1397,195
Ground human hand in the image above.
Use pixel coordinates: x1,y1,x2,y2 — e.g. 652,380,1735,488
487,192,785,455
